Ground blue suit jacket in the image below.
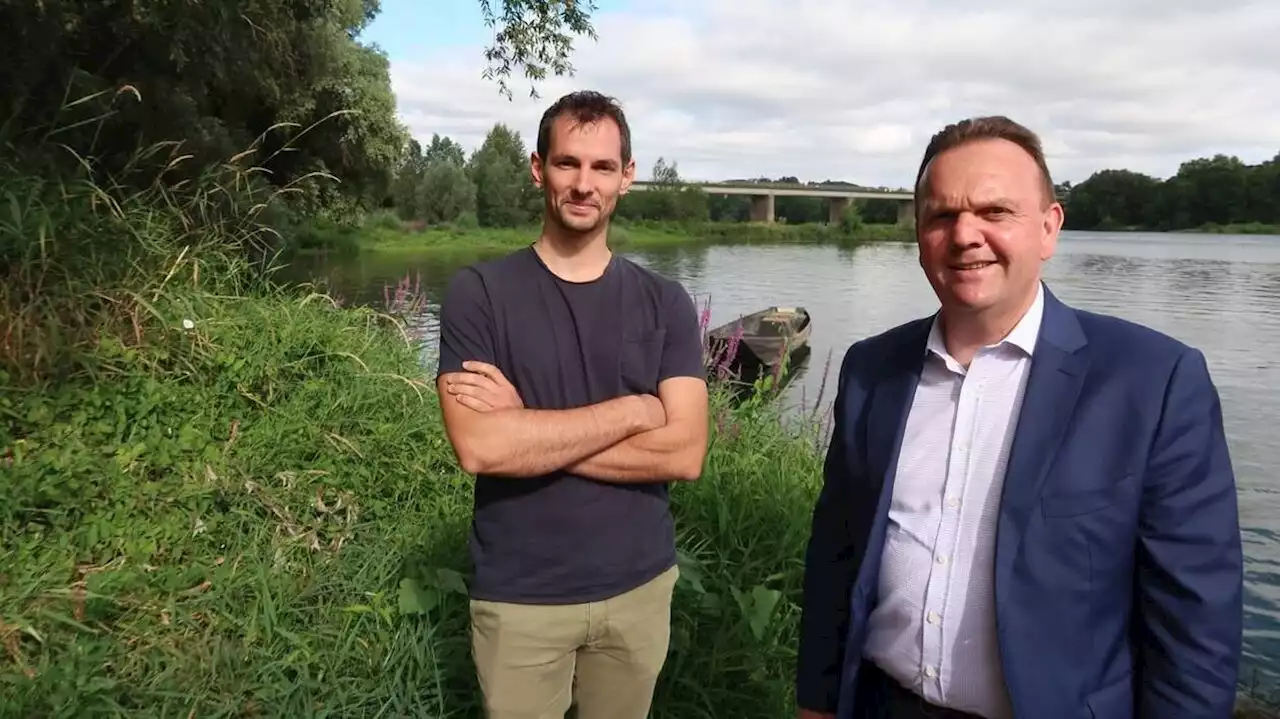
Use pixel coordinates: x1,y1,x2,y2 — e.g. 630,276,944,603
796,285,1243,719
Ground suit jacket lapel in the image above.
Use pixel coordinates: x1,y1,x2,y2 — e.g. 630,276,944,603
995,288,1089,595
865,319,931,512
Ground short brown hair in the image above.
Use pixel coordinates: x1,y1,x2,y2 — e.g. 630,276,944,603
536,90,632,166
914,116,1056,206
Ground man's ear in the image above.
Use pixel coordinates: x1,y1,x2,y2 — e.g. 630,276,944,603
620,158,636,194
530,152,544,188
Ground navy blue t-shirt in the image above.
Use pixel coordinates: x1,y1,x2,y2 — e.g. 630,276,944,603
435,245,705,604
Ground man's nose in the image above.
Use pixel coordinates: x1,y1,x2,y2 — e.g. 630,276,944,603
570,169,593,194
949,212,985,248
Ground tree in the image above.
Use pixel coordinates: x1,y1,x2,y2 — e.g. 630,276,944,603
1061,152,1279,232
423,134,468,168
418,163,477,225
478,0,599,99
0,0,600,218
469,124,539,227
652,157,681,186
1063,169,1163,230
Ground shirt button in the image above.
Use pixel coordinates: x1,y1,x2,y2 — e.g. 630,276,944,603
936,555,948,565
925,666,938,679
927,612,941,625
947,498,960,508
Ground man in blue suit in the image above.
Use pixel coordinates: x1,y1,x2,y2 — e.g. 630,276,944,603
795,116,1244,719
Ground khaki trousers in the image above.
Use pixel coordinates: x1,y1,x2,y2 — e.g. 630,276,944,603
469,564,679,719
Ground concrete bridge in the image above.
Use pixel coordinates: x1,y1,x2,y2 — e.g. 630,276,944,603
629,180,916,224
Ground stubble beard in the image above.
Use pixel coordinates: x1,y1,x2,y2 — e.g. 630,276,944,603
552,198,609,237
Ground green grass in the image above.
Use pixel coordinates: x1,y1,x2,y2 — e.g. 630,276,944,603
284,213,914,257
0,270,826,716
360,222,700,253
0,146,833,717
1182,222,1280,235
1075,220,1280,236
1,143,1274,719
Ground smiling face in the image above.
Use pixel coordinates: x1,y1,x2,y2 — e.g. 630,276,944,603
531,113,635,235
916,137,1063,323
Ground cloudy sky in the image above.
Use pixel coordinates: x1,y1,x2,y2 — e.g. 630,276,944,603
362,0,1280,190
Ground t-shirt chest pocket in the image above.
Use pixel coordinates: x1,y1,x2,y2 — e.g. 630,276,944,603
619,328,665,395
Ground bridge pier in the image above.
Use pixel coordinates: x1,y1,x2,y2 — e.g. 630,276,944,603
897,199,916,227
750,194,775,223
828,197,852,225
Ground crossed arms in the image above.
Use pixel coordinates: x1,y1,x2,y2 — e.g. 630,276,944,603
433,267,709,483
437,361,708,482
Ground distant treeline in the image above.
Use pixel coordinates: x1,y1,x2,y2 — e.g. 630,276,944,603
390,126,906,229
3,2,1273,240
393,125,1280,234
1059,153,1280,232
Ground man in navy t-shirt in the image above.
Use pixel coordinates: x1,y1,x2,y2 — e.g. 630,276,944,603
435,90,709,719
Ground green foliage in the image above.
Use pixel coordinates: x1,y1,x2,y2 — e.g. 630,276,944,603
1,0,604,224
478,0,600,100
839,202,864,233
614,158,713,222
469,124,541,228
9,1,1273,714
651,157,682,186
319,219,911,257
388,124,537,229
378,130,918,239
0,130,834,715
1063,153,1280,232
0,0,408,216
2,110,1273,719
418,163,480,226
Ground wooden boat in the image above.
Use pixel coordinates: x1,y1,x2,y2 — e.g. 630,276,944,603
706,306,812,383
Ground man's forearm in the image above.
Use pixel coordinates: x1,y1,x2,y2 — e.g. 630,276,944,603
567,423,705,483
452,395,651,477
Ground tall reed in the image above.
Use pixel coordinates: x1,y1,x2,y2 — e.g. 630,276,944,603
0,106,832,717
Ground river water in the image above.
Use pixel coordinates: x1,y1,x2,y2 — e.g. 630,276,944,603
284,229,1280,691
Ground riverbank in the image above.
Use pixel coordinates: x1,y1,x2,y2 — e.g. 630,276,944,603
0,156,830,715
1071,221,1280,236
8,275,1276,719
286,213,913,257
2,275,828,716
1182,222,1280,235
4,164,1276,717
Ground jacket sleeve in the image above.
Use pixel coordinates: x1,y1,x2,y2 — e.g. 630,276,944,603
796,345,865,712
1134,346,1243,719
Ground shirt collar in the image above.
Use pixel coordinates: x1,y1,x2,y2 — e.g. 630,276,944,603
925,282,1045,361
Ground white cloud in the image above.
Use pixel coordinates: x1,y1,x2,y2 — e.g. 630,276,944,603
387,0,1280,188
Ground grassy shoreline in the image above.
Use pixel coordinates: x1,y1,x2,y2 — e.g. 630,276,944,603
1,154,834,714
2,264,830,716
287,214,915,257
1178,222,1280,235
3,161,1277,717
1068,221,1280,236
287,216,1280,262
